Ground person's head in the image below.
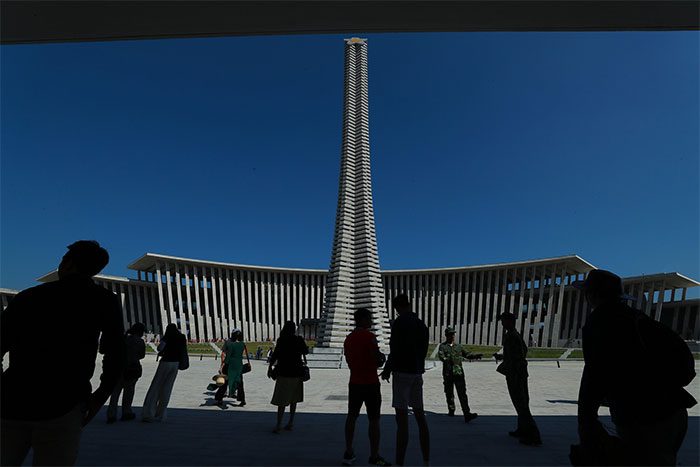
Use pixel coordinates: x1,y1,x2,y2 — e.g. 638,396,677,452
236,331,244,342
230,329,241,341
354,308,372,329
573,269,627,310
444,327,456,343
280,321,296,339
392,294,411,315
129,322,146,337
163,323,180,341
497,312,516,331
57,240,109,279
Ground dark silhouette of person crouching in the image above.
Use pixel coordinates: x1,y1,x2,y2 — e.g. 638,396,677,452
1,240,126,466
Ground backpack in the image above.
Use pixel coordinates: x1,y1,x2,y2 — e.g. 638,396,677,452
633,310,695,388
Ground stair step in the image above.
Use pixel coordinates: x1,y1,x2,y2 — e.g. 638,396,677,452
306,354,343,361
307,360,342,369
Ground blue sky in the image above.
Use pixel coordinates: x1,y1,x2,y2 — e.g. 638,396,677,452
1,32,698,291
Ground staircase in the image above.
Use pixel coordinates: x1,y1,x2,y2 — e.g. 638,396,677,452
306,346,344,369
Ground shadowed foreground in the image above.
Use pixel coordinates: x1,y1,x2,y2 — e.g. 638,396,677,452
24,410,700,466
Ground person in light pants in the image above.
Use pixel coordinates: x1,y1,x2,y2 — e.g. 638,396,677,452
141,324,188,422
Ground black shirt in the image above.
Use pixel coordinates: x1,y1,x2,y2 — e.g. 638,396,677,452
1,276,126,421
158,334,187,362
384,312,429,374
270,335,308,378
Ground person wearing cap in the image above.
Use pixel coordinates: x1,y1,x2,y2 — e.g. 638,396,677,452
494,311,542,446
575,269,696,465
438,327,478,422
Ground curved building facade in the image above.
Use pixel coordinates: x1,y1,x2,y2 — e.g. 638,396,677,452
14,252,696,347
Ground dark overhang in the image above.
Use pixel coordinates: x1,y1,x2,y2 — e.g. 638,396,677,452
2,1,698,45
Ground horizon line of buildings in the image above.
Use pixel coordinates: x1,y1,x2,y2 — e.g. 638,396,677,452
1,252,698,347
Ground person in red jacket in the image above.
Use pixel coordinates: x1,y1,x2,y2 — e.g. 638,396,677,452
342,308,391,466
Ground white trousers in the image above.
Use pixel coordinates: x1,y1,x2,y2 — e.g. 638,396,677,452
141,361,179,421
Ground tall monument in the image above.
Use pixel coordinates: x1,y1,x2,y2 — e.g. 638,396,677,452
316,38,391,347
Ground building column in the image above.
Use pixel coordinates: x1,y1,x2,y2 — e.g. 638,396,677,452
155,263,169,336
184,265,198,342
550,266,567,347
174,266,186,337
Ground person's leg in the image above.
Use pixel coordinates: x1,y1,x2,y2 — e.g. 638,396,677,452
443,376,456,415
121,378,137,418
274,406,285,432
413,409,430,466
155,363,179,421
0,418,33,466
345,384,362,455
508,375,540,443
366,384,382,461
214,382,227,403
394,409,409,466
454,374,471,415
106,379,123,421
287,403,297,429
505,375,523,433
345,414,359,454
142,363,167,421
31,405,84,466
237,378,246,405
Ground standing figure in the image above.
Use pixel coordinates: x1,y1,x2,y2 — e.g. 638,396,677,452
438,327,478,422
268,321,309,433
1,240,125,466
215,330,247,407
107,322,146,423
495,312,542,446
575,269,695,466
141,323,188,422
342,308,391,466
381,294,430,466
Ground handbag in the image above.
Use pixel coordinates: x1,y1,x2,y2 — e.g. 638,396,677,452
178,341,190,371
242,345,252,374
302,355,310,382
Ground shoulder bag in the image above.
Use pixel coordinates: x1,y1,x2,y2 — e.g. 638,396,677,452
242,344,252,374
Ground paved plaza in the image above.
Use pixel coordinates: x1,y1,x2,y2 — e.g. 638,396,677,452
19,357,700,465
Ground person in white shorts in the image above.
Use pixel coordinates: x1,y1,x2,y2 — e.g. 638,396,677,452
381,294,430,466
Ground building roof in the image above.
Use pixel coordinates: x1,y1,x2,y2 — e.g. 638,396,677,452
621,272,700,289
127,253,329,274
382,254,596,275
32,253,698,290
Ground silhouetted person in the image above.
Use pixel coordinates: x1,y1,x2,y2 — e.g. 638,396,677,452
438,327,478,422
1,240,126,466
575,269,696,465
215,330,247,407
343,308,391,466
107,322,146,423
495,311,542,446
268,321,309,433
141,323,188,422
381,294,430,466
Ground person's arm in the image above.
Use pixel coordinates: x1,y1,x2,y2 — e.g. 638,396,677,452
137,340,146,360
437,343,448,362
300,337,309,356
85,294,126,426
381,322,396,380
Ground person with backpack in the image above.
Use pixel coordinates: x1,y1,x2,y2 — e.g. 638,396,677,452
575,269,696,466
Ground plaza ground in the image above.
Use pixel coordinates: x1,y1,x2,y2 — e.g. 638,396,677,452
25,358,700,465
